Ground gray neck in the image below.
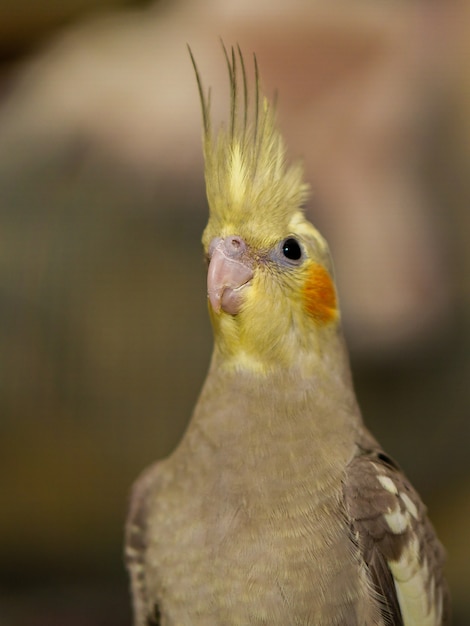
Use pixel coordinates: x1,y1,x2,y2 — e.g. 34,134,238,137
176,331,363,485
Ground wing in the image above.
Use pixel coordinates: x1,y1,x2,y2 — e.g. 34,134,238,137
343,446,451,626
125,462,162,626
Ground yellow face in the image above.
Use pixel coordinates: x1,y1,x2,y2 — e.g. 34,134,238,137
204,211,339,375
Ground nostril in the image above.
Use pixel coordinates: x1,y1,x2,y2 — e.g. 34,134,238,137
224,235,246,257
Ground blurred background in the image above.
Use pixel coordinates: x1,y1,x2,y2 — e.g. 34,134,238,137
0,0,469,624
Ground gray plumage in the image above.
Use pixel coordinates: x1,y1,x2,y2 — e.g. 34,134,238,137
125,47,450,626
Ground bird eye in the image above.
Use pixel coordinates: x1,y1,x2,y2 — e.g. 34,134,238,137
281,238,302,262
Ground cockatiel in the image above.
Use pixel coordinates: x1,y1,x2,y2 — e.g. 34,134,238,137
125,46,450,626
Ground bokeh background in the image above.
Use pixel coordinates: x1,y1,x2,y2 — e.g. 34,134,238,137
0,0,469,624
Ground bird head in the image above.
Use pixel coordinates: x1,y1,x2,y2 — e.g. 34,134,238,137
190,46,341,376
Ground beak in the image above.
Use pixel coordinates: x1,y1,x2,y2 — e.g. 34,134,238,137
207,236,254,315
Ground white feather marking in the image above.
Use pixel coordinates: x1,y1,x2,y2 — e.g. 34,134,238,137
377,475,398,495
384,507,409,534
389,536,441,626
400,492,419,520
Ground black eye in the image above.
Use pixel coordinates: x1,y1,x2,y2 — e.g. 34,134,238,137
282,237,302,261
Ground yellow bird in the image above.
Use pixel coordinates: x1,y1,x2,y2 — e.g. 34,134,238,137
125,45,450,626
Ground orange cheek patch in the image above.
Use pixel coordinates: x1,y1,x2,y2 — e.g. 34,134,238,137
302,263,338,324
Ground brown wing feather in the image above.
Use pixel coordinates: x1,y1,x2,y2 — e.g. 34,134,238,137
343,447,450,626
125,462,162,626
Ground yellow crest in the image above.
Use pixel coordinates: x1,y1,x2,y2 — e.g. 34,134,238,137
189,45,309,248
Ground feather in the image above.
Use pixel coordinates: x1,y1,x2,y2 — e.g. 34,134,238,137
189,44,309,247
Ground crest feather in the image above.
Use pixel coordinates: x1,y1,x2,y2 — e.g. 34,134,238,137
189,44,309,245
